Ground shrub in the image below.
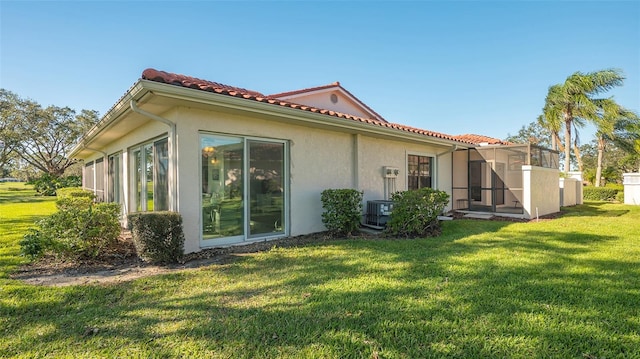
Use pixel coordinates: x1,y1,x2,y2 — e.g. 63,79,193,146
605,183,624,192
28,174,83,196
320,189,363,236
128,212,185,264
20,201,121,259
616,191,625,203
56,187,94,200
583,187,619,201
386,187,449,238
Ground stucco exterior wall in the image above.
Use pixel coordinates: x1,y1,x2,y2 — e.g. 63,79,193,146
170,107,457,252
623,173,640,205
170,107,357,252
522,165,560,219
76,103,459,254
356,136,450,201
559,178,579,206
278,91,372,120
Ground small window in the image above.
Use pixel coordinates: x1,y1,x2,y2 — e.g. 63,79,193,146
407,154,432,190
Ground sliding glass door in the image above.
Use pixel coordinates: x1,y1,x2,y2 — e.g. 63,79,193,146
201,135,245,241
200,134,287,246
248,140,285,237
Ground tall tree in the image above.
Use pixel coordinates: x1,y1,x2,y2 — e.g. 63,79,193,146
0,90,22,175
592,99,639,186
539,69,625,173
1,89,99,177
505,121,552,148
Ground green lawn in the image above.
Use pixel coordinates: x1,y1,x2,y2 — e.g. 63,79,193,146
1,185,639,358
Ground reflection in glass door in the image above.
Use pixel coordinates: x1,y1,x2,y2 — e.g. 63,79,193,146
201,135,244,241
248,141,285,237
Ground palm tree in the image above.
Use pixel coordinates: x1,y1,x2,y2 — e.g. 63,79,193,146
594,100,640,184
539,69,625,173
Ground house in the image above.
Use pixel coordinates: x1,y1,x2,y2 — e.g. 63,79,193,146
70,68,561,253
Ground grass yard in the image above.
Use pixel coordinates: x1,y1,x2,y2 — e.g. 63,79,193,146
1,185,639,358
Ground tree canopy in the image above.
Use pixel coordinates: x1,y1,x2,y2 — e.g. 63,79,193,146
0,89,98,178
539,69,625,173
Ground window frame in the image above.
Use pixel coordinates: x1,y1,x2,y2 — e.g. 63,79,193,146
107,152,122,204
129,136,169,212
406,152,435,190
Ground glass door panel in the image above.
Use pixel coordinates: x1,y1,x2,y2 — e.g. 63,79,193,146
144,144,154,211
201,135,244,241
248,141,285,237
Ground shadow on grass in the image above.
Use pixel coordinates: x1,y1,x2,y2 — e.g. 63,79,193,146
2,221,636,358
561,202,630,217
0,194,53,205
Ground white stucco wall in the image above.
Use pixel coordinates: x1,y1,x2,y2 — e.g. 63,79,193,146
169,107,457,252
77,102,459,254
522,165,560,219
623,173,640,205
559,178,579,207
277,91,373,120
567,171,584,205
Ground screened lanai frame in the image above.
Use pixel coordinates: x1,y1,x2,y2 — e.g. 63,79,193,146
452,143,559,215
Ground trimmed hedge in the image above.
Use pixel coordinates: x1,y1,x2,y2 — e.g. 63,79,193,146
386,187,450,238
128,212,185,264
320,189,363,236
56,187,95,200
583,187,619,201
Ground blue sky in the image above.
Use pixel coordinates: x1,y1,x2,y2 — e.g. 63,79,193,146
1,1,638,143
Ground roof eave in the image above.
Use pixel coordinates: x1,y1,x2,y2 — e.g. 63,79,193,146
70,79,472,158
139,80,472,148
69,80,149,158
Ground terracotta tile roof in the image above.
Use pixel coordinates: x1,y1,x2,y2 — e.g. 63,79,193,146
142,68,265,97
268,82,342,98
270,81,388,123
453,134,511,145
141,68,474,145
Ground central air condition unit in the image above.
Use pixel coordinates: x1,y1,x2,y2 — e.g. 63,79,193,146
364,200,394,229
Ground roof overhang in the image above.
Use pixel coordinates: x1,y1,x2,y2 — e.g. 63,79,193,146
70,80,473,159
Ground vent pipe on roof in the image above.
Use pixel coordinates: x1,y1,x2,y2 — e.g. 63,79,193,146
129,99,178,212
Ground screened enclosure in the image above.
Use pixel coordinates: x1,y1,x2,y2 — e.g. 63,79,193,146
452,144,559,215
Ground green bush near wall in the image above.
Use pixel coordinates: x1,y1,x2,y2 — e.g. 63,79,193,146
320,189,364,237
20,199,121,259
56,187,95,200
583,187,619,201
128,212,185,264
386,187,450,238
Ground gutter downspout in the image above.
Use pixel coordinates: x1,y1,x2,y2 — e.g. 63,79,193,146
435,144,458,189
84,147,107,201
129,100,178,212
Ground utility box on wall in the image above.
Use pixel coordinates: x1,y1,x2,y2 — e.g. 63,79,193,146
383,166,399,178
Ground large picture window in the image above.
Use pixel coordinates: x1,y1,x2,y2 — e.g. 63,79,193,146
408,154,432,190
131,138,168,212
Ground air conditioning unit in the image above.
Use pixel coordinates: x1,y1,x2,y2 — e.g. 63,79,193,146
364,200,394,229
